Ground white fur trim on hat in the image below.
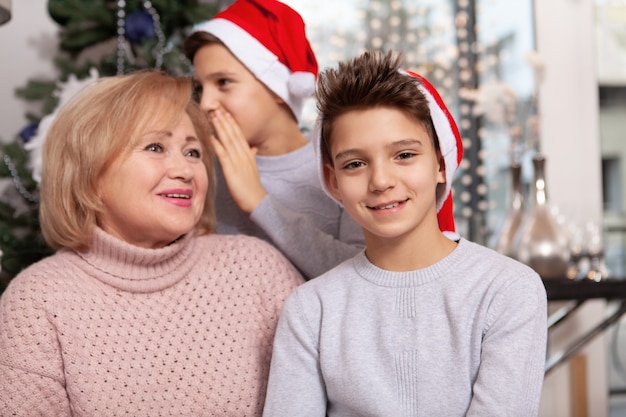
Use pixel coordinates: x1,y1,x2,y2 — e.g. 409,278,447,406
192,18,306,121
415,83,459,212
312,117,333,202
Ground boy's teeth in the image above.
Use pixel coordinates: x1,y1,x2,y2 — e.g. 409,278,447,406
379,202,398,209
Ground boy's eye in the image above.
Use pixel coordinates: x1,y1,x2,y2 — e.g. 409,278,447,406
218,78,232,87
343,160,365,170
145,143,164,152
396,152,416,160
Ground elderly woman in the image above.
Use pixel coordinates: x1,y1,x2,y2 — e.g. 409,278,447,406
0,70,304,416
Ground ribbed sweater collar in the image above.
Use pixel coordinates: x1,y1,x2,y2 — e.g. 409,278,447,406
353,238,469,287
74,228,200,293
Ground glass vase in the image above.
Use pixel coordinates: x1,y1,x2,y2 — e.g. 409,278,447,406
514,154,570,279
495,162,524,258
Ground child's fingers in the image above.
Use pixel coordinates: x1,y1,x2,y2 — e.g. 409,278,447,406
210,110,256,171
211,109,247,153
209,116,266,213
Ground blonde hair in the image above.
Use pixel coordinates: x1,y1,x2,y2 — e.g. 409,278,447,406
40,69,216,251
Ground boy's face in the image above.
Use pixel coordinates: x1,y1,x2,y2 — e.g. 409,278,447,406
324,107,445,244
192,43,283,147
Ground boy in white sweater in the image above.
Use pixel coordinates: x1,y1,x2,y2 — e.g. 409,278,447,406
263,51,548,417
183,0,365,279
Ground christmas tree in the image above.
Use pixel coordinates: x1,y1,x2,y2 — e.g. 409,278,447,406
0,0,221,293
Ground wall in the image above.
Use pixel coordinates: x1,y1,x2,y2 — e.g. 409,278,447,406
534,0,607,416
0,0,58,143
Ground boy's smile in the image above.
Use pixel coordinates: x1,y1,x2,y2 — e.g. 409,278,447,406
367,198,408,212
325,107,445,246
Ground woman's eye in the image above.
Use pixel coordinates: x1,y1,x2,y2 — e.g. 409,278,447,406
145,143,163,152
186,149,202,158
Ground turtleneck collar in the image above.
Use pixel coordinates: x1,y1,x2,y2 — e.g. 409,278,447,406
74,228,201,293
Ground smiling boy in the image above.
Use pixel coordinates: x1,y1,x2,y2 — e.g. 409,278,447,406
263,51,548,417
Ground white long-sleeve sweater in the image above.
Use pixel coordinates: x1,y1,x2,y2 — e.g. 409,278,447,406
263,238,547,417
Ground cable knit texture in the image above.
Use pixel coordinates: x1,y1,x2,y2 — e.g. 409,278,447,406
0,228,304,416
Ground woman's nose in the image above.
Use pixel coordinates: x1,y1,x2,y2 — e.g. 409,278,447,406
168,153,194,181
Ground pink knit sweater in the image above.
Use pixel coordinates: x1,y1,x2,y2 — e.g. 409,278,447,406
0,228,304,416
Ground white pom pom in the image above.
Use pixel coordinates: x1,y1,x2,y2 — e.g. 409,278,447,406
288,71,315,97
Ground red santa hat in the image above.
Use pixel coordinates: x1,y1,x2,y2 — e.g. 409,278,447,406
192,0,318,122
404,70,464,239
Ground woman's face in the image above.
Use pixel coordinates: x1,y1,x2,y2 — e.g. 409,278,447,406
97,113,209,248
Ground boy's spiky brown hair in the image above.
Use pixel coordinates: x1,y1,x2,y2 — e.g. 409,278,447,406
315,50,437,167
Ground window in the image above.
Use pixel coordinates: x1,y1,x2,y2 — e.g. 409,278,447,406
284,0,536,245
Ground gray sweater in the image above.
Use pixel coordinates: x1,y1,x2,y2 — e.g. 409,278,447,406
215,141,364,279
263,238,547,417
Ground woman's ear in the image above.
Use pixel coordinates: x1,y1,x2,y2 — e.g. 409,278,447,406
323,163,342,202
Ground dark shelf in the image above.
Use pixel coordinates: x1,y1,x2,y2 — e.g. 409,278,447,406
543,278,626,374
543,278,626,301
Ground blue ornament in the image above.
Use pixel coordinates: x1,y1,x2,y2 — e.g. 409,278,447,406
125,10,155,44
19,122,39,144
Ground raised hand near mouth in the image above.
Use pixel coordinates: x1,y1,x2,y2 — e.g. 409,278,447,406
210,108,267,214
